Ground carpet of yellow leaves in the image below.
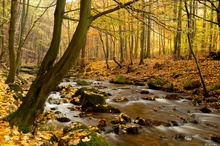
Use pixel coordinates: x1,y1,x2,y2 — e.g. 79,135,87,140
82,55,220,95
0,72,63,145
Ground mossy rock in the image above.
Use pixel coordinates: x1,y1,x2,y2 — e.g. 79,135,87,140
80,91,106,110
74,87,108,97
86,104,121,113
59,122,110,146
183,80,201,90
112,74,127,84
147,76,168,90
76,80,92,85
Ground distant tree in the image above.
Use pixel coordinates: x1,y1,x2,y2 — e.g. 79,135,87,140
5,0,18,83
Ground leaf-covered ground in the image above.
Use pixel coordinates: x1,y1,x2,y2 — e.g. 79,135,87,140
0,55,220,145
82,55,220,96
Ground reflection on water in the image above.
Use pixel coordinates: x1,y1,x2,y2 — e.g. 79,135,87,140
45,81,220,146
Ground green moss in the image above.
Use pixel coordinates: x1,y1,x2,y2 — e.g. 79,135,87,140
114,74,126,84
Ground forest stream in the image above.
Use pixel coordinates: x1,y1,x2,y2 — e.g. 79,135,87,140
44,80,220,146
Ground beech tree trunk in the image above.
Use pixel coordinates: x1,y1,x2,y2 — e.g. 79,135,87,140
6,0,92,133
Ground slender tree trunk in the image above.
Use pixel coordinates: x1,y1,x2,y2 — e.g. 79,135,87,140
139,0,146,65
174,0,182,60
118,10,124,64
6,0,18,83
0,0,6,62
201,0,207,49
184,1,207,96
146,0,152,58
16,0,29,73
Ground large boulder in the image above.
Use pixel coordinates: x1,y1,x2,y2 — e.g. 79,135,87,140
147,76,168,90
80,90,106,111
71,87,120,113
183,80,201,90
59,122,110,146
111,74,126,84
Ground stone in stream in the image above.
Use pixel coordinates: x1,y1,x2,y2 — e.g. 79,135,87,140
141,94,156,101
70,87,120,113
211,134,220,143
113,96,129,102
140,90,150,94
164,94,181,100
199,107,212,113
134,117,170,127
56,117,71,122
174,133,193,141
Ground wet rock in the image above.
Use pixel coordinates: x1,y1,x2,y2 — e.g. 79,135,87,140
147,76,168,90
60,122,110,146
47,97,61,105
78,112,91,118
125,125,142,134
211,134,220,143
187,114,200,124
200,107,212,113
98,119,107,127
98,119,107,131
113,96,129,102
56,117,71,122
140,90,150,94
119,113,131,123
134,117,170,127
165,94,180,100
168,120,180,126
141,95,156,101
162,83,173,92
174,133,193,141
76,79,92,85
79,90,106,110
183,80,201,90
110,113,131,124
50,107,58,110
207,83,220,91
86,104,121,113
54,111,62,114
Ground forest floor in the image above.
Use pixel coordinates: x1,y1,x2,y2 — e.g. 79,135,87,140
81,55,220,96
0,54,220,145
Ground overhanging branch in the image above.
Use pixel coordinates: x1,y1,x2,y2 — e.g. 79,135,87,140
92,0,139,21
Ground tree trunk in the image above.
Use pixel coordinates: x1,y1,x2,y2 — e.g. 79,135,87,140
184,0,207,96
0,0,6,62
5,0,18,83
139,0,146,65
146,0,152,58
6,0,92,133
16,0,29,73
174,0,182,60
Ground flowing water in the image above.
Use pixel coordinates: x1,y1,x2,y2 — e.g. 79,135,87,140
45,80,220,146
